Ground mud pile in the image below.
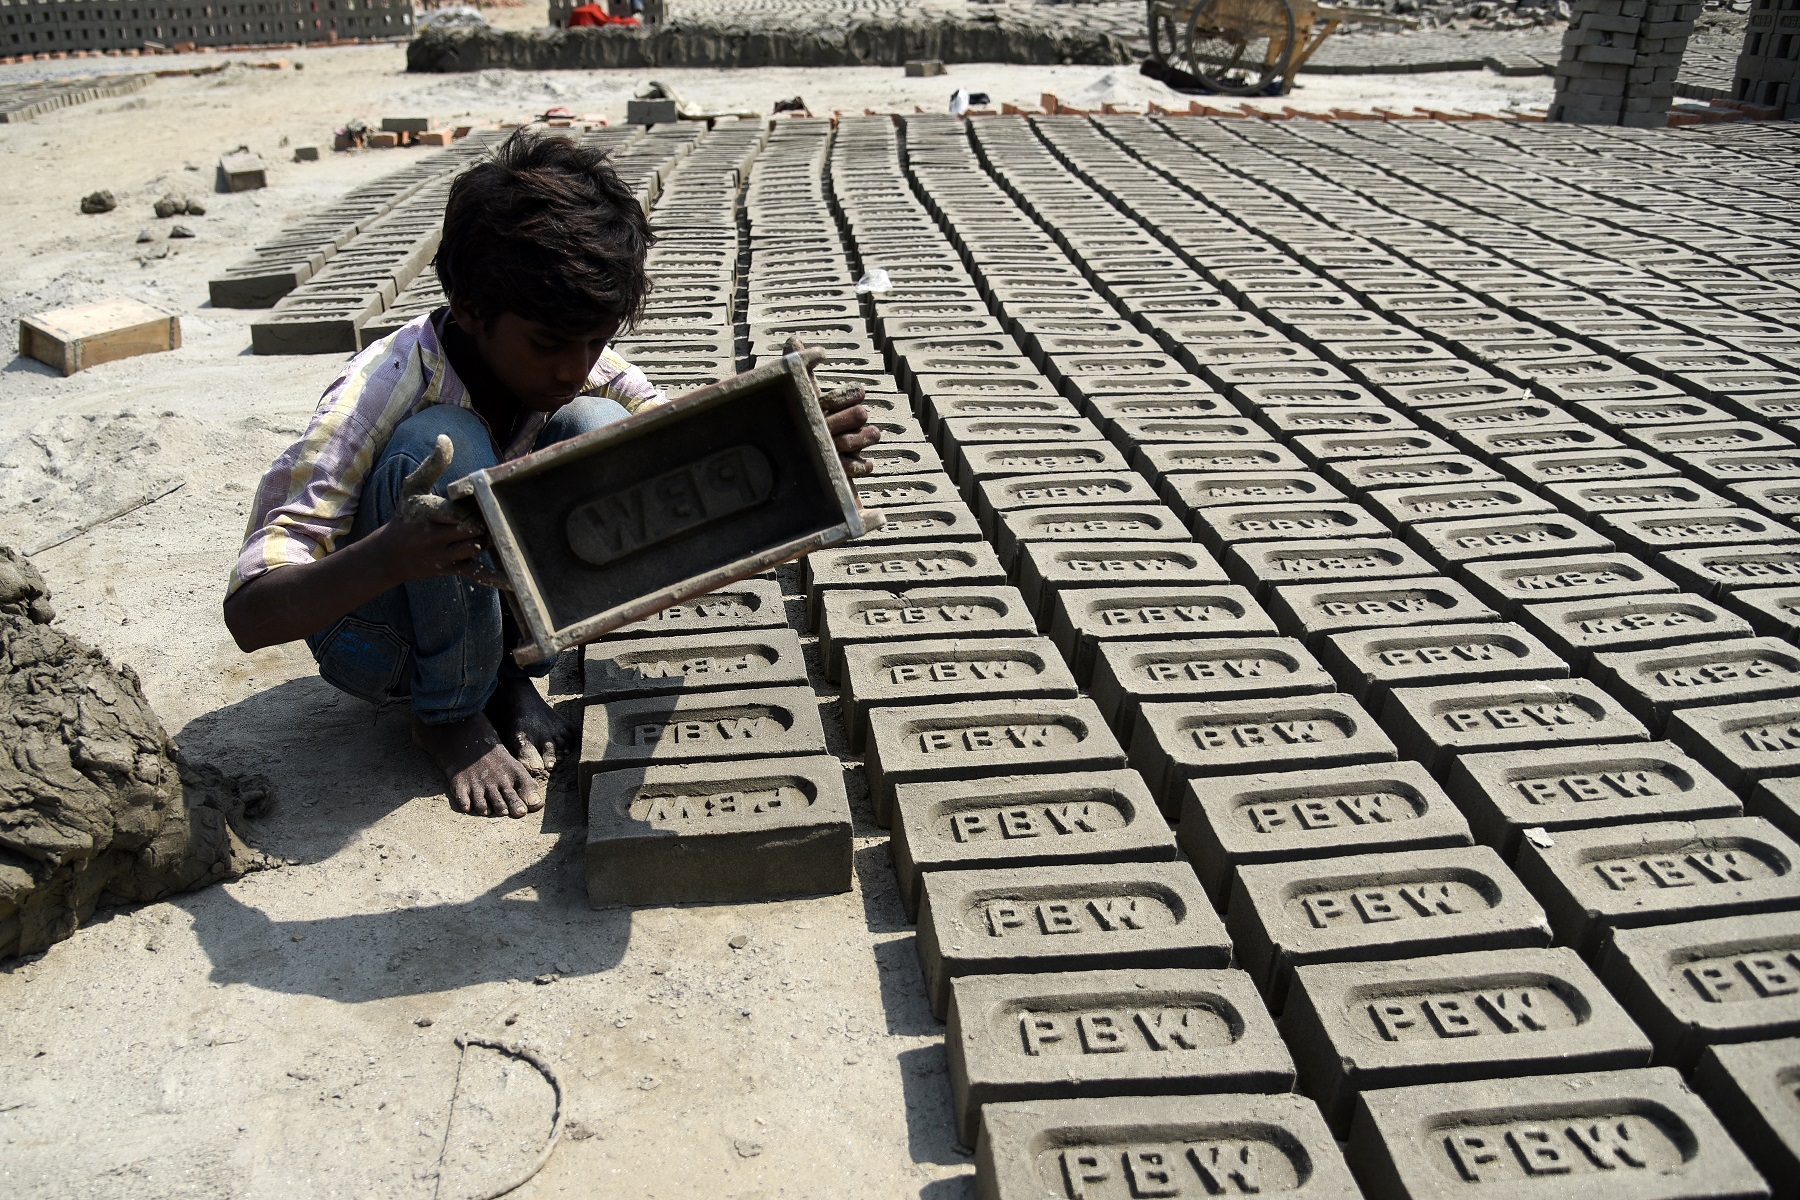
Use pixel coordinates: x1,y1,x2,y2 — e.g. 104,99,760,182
406,19,1135,72
0,547,270,961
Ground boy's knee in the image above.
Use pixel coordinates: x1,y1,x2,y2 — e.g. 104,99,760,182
382,406,497,491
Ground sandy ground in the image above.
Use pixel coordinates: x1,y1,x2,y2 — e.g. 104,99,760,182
0,49,1550,1199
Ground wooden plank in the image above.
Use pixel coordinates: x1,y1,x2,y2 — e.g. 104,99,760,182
19,299,181,376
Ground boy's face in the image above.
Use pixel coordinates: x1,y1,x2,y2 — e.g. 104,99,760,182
454,302,622,413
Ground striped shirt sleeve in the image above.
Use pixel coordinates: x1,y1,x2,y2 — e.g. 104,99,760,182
227,317,449,596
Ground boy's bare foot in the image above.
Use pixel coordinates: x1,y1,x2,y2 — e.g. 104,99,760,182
484,675,576,781
412,713,542,818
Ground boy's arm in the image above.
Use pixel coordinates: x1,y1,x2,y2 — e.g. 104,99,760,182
224,438,490,652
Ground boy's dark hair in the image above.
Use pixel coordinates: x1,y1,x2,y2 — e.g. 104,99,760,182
437,130,653,332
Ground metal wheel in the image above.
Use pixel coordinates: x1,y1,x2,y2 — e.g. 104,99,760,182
1146,0,1184,64
1184,0,1296,96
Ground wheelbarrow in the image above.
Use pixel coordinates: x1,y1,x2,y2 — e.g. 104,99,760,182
1147,0,1419,96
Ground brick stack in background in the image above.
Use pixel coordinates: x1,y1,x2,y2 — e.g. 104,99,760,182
1550,0,1703,127
1734,0,1800,117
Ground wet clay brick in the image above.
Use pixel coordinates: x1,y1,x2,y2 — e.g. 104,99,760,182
1319,622,1566,713
1517,594,1755,670
915,862,1230,1020
1261,406,1417,437
1017,541,1231,627
1447,743,1743,860
856,472,961,511
974,471,1161,539
1543,478,1735,514
890,770,1174,920
948,968,1294,1147
1729,479,1800,520
1048,585,1277,687
583,629,807,703
995,505,1189,573
1517,817,1800,957
1460,552,1678,618
1326,455,1504,495
1131,694,1396,811
804,541,1006,626
609,577,787,638
1225,538,1437,597
854,501,984,546
584,755,851,907
864,697,1125,828
1592,640,1800,732
1691,1038,1800,1197
1602,508,1800,555
1158,471,1347,521
1728,587,1800,640
1293,431,1463,465
1269,579,1500,647
840,636,1077,750
1346,1068,1767,1200
1600,913,1800,1067
1089,637,1333,749
1227,846,1552,1009
1133,442,1309,482
1503,449,1678,488
861,440,947,478
1749,777,1800,845
1383,679,1649,775
1179,762,1472,906
1661,545,1800,599
1282,947,1652,1132
579,686,828,794
1407,513,1615,569
956,442,1133,500
1463,424,1625,461
975,1093,1360,1200
815,586,1038,682
1191,503,1390,552
1668,698,1800,791
1366,482,1553,528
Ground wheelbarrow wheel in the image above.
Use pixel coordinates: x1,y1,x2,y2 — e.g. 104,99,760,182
1184,0,1296,96
1146,0,1184,64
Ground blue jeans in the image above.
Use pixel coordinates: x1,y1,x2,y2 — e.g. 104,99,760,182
306,396,629,724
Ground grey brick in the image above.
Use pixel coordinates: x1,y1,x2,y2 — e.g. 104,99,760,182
948,968,1293,1146
915,861,1229,1020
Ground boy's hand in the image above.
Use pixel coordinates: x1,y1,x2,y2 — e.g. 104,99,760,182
785,336,881,477
822,384,880,477
381,435,511,590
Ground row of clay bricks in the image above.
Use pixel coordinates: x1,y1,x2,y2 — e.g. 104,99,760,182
572,121,860,908
0,68,148,122
249,125,704,355
1549,0,1705,127
795,112,1800,1196
208,145,481,309
609,118,769,392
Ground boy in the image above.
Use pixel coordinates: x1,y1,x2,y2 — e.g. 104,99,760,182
224,131,876,820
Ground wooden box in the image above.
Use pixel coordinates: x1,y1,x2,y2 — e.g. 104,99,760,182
452,349,872,665
19,299,181,376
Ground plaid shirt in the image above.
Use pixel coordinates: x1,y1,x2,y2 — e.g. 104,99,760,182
229,309,665,596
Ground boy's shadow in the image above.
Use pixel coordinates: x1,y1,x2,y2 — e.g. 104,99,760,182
170,674,630,1003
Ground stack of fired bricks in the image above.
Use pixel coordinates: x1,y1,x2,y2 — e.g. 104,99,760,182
244,111,1800,1197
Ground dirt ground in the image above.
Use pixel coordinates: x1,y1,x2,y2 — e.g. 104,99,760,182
0,47,1552,1199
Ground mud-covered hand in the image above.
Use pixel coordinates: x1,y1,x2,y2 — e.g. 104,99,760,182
786,335,881,478
385,434,512,590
